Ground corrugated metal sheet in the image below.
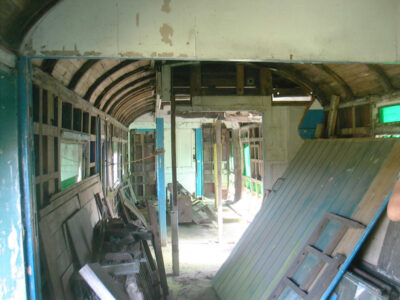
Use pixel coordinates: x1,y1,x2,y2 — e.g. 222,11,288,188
213,139,398,300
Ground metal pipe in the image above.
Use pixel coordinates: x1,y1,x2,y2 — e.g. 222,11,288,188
18,56,39,300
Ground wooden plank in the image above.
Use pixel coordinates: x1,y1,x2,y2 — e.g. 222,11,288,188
41,175,100,218
236,64,244,95
170,87,179,277
100,261,140,275
147,202,169,299
305,245,334,264
326,213,365,229
216,120,223,242
327,95,340,137
183,95,269,112
66,208,93,267
334,142,400,257
61,264,75,300
79,263,129,300
33,68,127,131
190,64,201,96
284,278,308,299
306,254,346,299
260,67,272,96
119,189,148,227
233,128,242,202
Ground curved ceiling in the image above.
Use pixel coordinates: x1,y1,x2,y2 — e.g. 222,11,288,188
3,2,400,125
32,58,156,125
0,0,60,51
31,58,400,126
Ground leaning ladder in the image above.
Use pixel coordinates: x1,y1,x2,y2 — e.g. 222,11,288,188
270,212,365,299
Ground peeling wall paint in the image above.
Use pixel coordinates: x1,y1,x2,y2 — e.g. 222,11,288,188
0,68,27,300
21,0,400,63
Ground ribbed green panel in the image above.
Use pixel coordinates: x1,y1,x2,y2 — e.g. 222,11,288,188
213,139,397,300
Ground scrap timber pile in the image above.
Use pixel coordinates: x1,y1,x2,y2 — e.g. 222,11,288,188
39,175,172,300
166,182,217,226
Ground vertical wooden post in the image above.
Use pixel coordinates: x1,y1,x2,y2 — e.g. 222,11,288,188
327,95,340,137
236,64,245,96
215,120,223,242
232,128,242,202
171,88,179,276
260,67,272,96
190,64,201,97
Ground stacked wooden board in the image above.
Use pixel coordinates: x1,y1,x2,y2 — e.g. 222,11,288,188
213,139,400,300
39,175,103,299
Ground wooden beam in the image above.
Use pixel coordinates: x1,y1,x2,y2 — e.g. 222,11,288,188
232,129,242,202
190,64,202,96
260,67,272,95
236,64,245,95
252,63,329,105
314,64,354,100
147,202,169,299
171,88,179,276
215,120,223,242
367,64,394,93
32,67,128,131
326,95,340,137
79,263,129,300
177,95,270,112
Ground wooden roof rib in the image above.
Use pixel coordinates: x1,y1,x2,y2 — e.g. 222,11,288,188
31,57,400,125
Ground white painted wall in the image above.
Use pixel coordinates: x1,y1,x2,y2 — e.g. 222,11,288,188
263,102,306,193
22,0,400,63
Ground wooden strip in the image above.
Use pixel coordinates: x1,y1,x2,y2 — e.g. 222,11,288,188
327,95,340,137
260,67,272,96
284,277,308,299
334,142,400,257
119,189,148,227
147,203,169,299
79,263,129,300
216,120,223,242
66,208,93,267
306,254,346,299
305,245,333,264
326,213,365,229
100,261,140,275
236,64,245,95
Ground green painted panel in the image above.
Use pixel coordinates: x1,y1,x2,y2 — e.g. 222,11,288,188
0,69,27,299
379,105,400,123
213,139,397,300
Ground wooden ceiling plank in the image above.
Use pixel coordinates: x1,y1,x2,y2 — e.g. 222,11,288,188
314,64,354,100
366,64,394,93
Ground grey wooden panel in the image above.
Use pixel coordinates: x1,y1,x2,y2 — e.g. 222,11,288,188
66,208,93,267
213,139,397,300
377,221,400,284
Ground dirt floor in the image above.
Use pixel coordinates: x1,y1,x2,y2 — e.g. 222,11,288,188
162,195,260,300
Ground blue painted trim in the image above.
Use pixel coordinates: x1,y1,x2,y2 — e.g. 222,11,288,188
96,117,101,174
195,128,204,197
18,57,39,300
135,128,155,132
321,189,393,300
156,118,167,245
329,293,338,300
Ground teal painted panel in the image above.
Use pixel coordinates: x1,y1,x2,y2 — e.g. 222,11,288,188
0,69,27,299
213,139,397,300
